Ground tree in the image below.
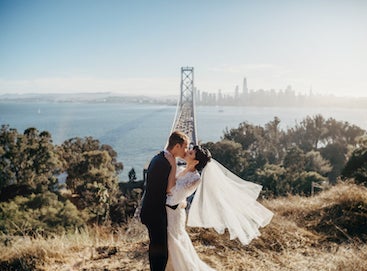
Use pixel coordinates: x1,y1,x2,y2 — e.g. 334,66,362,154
58,137,124,223
206,115,366,196
22,128,60,192
223,121,264,150
0,125,59,194
256,164,286,197
323,118,364,146
304,150,332,176
292,171,327,196
0,125,19,190
0,192,86,235
342,137,367,185
286,115,327,152
203,140,246,176
220,120,281,180
263,117,286,164
57,136,123,175
0,126,131,233
283,145,305,174
128,168,137,182
320,142,348,184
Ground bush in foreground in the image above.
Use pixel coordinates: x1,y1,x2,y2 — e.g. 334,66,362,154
0,192,87,236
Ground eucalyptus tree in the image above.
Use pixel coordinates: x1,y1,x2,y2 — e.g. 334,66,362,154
342,136,367,185
286,114,327,152
0,125,18,190
286,116,365,183
0,125,59,193
263,117,284,162
256,164,287,196
221,121,270,180
203,140,246,176
58,136,124,223
304,150,332,176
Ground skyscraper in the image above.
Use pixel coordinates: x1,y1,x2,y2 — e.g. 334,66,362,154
242,77,248,96
235,85,239,99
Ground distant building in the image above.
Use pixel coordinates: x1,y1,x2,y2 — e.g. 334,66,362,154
218,89,223,103
242,77,248,95
234,85,239,99
194,76,367,108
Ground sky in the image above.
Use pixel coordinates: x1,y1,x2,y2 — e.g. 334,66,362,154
0,0,367,97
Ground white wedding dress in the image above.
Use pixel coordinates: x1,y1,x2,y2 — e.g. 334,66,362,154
165,169,215,271
187,159,274,246
165,160,273,271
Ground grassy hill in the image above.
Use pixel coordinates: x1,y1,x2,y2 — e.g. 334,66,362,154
1,182,366,271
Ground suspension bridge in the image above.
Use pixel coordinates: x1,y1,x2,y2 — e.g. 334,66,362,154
121,67,197,193
170,67,197,146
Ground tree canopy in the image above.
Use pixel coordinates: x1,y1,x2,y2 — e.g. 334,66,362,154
0,125,130,235
203,115,366,196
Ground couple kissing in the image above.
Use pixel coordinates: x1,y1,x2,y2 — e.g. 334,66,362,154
140,131,273,271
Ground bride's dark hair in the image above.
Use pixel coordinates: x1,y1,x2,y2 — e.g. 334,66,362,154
193,145,212,171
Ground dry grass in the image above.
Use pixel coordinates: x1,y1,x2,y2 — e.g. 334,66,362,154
1,182,367,271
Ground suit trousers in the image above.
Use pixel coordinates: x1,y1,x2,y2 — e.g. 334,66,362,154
146,221,168,271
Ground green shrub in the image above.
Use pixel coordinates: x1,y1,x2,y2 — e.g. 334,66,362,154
0,192,87,235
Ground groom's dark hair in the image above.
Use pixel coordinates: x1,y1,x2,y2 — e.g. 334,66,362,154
167,130,189,150
193,145,211,171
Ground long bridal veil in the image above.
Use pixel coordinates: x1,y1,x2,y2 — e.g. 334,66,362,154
187,159,273,246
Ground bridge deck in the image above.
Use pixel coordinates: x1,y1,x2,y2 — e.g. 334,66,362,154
172,102,197,145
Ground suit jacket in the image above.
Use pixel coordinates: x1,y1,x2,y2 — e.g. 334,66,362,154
140,151,171,226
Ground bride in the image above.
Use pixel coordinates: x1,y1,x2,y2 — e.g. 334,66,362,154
164,145,273,271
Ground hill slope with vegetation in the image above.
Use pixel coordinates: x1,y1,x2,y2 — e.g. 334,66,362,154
0,182,366,271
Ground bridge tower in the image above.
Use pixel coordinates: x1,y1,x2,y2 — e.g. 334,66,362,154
140,67,198,205
171,67,197,145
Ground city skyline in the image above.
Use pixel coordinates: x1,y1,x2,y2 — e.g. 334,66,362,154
1,1,367,97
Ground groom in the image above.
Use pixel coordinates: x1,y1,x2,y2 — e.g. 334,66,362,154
140,130,189,271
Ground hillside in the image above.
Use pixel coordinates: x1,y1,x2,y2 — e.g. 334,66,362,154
1,182,366,271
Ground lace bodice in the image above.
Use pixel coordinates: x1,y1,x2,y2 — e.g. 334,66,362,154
166,169,201,206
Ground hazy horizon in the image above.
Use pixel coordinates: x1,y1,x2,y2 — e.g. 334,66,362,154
1,89,367,99
1,1,366,97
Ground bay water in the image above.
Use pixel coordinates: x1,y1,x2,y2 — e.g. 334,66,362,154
1,102,366,181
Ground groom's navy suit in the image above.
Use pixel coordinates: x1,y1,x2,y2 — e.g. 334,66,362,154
140,151,171,271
